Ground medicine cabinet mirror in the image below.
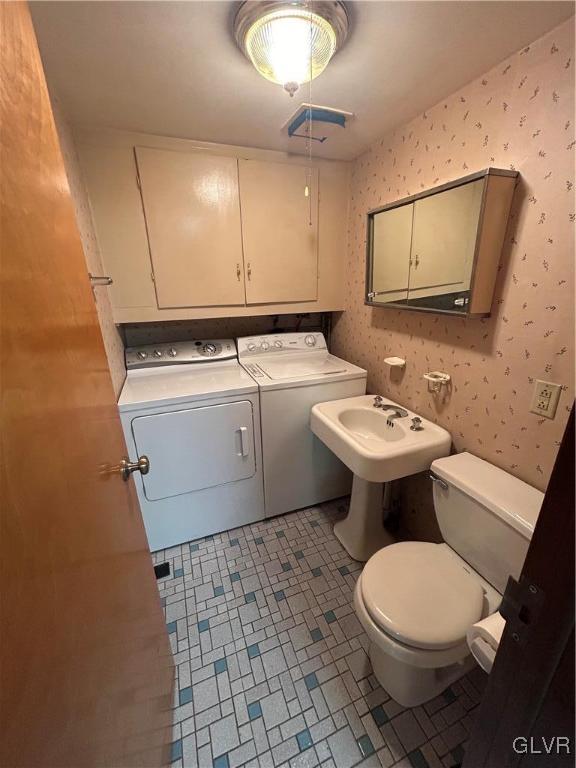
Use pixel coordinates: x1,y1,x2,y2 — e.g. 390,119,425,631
365,168,518,316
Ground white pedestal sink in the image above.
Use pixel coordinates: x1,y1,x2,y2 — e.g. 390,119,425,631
311,395,451,561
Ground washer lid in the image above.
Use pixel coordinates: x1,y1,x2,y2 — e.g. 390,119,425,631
361,542,485,650
255,353,347,380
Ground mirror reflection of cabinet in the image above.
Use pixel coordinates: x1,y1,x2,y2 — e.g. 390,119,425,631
410,179,483,296
366,169,517,316
371,204,413,304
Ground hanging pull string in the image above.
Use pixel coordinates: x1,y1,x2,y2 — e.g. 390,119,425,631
305,0,313,226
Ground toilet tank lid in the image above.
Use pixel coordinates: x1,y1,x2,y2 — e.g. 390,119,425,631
431,452,544,539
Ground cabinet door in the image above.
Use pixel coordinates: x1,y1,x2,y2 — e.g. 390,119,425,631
135,147,246,308
409,178,484,295
238,159,319,304
371,203,413,303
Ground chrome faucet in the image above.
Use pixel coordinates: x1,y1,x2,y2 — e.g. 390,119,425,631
384,408,408,427
372,396,408,426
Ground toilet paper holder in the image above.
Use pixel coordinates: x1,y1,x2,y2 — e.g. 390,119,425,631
499,574,545,647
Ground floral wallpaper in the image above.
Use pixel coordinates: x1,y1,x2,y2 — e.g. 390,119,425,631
332,19,575,511
52,99,127,398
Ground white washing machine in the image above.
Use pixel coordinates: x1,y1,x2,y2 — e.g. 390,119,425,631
118,339,264,551
237,332,367,518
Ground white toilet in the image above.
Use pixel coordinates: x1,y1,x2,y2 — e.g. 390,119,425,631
354,452,544,707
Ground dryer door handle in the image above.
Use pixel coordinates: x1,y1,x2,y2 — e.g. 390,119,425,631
237,427,249,457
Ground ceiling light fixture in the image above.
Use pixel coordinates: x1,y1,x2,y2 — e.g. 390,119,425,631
234,1,349,97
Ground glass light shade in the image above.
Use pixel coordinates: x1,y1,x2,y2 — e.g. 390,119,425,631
244,8,337,94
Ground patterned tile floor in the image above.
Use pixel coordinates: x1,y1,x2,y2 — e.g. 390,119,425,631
153,501,487,768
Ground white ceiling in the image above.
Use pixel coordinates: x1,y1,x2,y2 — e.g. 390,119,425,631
31,1,575,160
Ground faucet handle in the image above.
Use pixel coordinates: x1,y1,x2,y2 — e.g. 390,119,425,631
410,416,423,431
373,395,383,407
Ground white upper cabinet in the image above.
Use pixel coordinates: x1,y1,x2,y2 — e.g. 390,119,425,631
135,147,246,308
75,128,349,322
238,159,319,305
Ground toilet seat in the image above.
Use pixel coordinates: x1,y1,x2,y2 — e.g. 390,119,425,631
361,541,484,651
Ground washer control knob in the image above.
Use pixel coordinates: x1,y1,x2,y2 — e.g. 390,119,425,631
203,343,217,355
167,347,178,357
153,349,163,358
261,341,270,351
247,343,256,352
274,339,283,348
304,334,316,347
137,351,148,360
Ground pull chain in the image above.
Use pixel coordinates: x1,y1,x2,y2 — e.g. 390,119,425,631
305,1,313,226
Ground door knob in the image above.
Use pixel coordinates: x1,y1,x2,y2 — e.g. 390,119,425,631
119,455,150,481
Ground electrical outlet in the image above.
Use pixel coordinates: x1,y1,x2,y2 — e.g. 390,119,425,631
530,379,561,419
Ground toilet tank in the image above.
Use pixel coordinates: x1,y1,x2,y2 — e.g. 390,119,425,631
431,452,544,594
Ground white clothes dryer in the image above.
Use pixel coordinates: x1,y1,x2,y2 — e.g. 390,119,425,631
118,339,264,551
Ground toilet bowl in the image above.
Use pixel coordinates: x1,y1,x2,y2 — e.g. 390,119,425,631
354,541,495,706
353,452,544,706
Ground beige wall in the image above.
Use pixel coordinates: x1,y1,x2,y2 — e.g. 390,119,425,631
52,100,126,397
332,20,575,538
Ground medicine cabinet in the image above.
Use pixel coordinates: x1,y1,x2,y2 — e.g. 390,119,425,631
365,168,518,316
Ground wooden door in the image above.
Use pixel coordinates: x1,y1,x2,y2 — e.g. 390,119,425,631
409,178,483,295
0,4,174,767
135,146,246,308
463,407,574,767
239,158,319,304
371,203,413,303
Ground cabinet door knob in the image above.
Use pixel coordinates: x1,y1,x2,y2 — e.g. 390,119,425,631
247,263,252,281
236,263,241,281
414,255,420,268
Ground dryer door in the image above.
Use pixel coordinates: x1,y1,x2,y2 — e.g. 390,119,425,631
131,401,256,501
